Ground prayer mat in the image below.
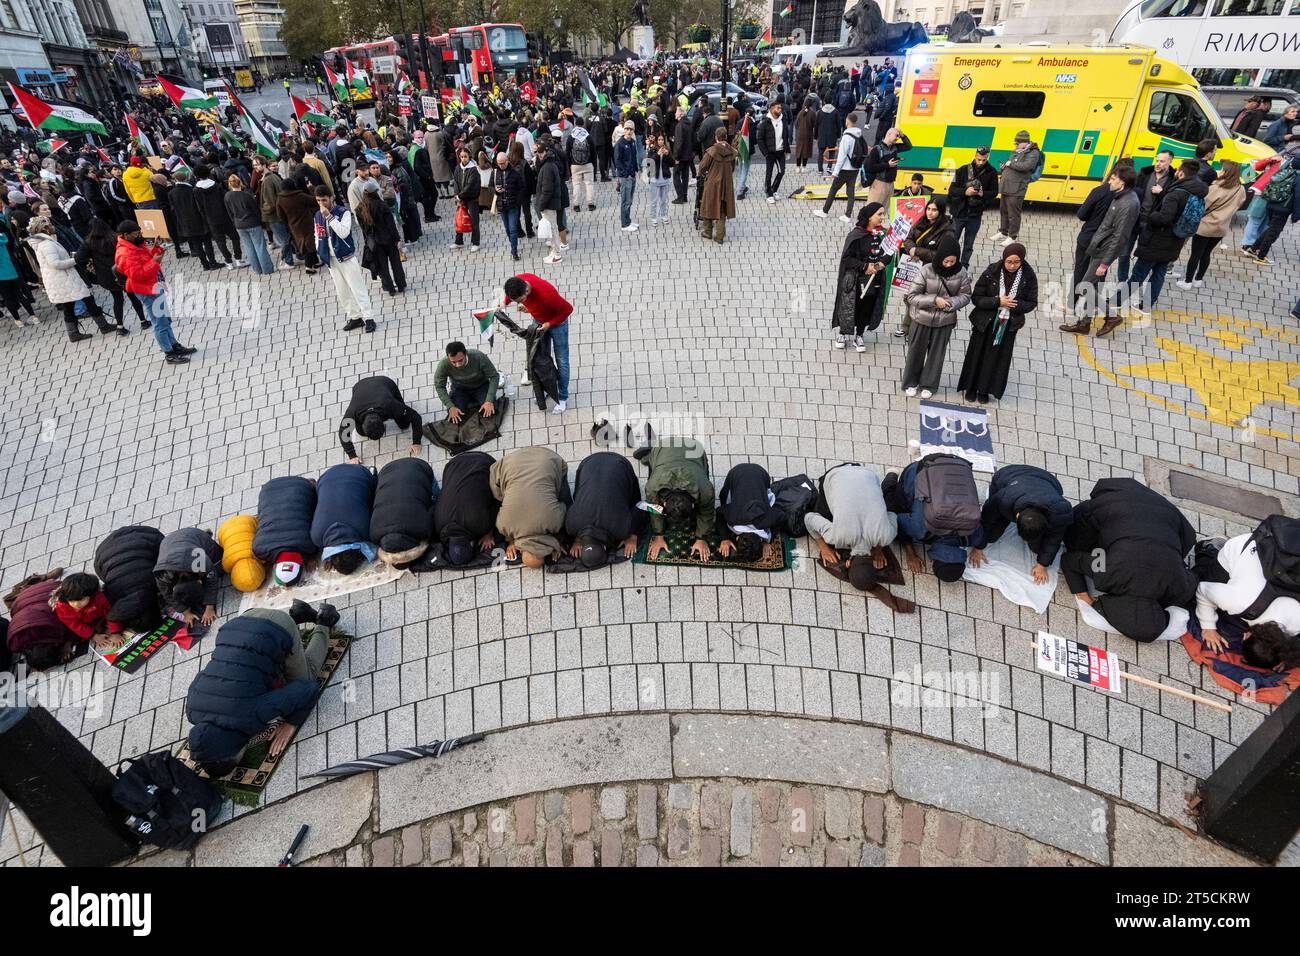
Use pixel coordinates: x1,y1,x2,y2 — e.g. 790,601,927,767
633,528,793,571
237,558,406,613
919,400,996,473
820,546,916,613
424,397,510,455
176,627,353,806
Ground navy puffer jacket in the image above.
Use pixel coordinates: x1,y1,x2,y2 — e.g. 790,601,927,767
154,527,224,608
252,476,318,561
310,463,376,551
185,613,320,762
370,458,439,558
980,465,1073,568
94,525,164,629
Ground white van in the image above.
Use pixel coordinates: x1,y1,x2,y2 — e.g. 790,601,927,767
771,44,824,74
203,78,231,110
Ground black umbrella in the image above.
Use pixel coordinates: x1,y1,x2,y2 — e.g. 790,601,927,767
303,734,486,780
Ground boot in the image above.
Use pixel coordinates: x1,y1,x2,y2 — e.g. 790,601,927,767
1058,319,1092,335
1095,316,1123,337
66,321,90,343
715,219,726,244
700,219,713,240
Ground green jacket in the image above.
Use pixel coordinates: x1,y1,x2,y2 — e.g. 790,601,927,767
433,349,500,409
644,442,714,539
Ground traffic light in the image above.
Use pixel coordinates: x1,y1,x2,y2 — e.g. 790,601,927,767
526,32,541,62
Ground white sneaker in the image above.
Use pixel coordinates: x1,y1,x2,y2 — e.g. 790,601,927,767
559,243,570,250
1001,236,1016,246
277,261,294,271
1192,279,1204,288
904,386,918,397
543,254,563,263
990,232,1008,242
448,242,461,249
766,196,776,204
813,209,828,218
552,401,567,414
854,336,866,352
622,224,639,232
469,245,479,252
833,335,846,349
893,325,905,337
840,214,853,223
920,389,933,399
1175,279,1193,290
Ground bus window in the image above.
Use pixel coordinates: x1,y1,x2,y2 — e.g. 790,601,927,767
1210,0,1286,13
973,90,1045,118
1149,90,1217,142
1140,0,1207,16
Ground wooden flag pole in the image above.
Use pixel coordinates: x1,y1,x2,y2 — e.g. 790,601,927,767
1031,641,1232,713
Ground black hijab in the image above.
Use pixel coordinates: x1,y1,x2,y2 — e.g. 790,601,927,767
932,234,963,278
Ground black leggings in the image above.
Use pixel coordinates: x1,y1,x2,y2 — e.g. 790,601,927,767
0,278,31,321
104,283,145,326
211,222,242,262
1184,234,1221,282
370,241,406,292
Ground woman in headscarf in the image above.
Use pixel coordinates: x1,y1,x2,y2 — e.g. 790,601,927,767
794,96,816,169
901,234,971,398
832,201,889,352
901,196,953,265
957,242,1038,404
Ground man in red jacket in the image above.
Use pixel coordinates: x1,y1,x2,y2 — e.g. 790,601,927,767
502,273,573,413
114,220,197,365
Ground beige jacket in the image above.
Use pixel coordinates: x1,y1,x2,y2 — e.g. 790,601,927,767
490,447,569,558
1196,180,1248,238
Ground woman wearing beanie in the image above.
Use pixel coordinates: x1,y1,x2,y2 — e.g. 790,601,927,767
832,202,889,352
901,234,972,398
25,215,112,342
957,242,1038,404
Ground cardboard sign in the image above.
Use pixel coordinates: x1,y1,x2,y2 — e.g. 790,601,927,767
895,194,928,225
421,95,440,119
97,617,187,673
134,208,169,239
146,155,163,170
1036,631,1123,694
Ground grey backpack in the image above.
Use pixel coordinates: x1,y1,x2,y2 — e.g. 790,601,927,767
914,454,981,536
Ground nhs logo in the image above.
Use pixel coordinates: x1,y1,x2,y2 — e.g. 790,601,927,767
1055,73,1078,83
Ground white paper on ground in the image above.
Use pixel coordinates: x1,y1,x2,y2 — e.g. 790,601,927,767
961,524,1059,615
238,559,407,613
1074,577,1189,642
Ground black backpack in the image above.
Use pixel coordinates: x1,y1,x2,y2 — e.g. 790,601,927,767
571,133,592,166
770,474,817,537
1242,515,1300,618
112,752,224,850
914,453,981,536
847,129,867,169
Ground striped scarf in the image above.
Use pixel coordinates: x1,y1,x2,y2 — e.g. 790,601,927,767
992,265,1024,346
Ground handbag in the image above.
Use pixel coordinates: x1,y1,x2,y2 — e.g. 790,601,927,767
454,205,471,234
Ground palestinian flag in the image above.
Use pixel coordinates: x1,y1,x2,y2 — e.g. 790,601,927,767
7,83,107,134
460,85,482,118
222,82,279,159
473,308,497,346
636,501,665,516
756,27,773,49
736,114,750,165
323,61,348,102
396,71,412,95
779,3,793,16
125,112,154,156
345,59,371,96
211,120,244,150
157,74,218,112
95,146,112,164
577,69,606,109
311,96,330,116
37,138,68,154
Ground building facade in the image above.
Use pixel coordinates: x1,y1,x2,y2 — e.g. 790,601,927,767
234,0,288,78
0,0,120,106
180,0,252,76
113,0,201,81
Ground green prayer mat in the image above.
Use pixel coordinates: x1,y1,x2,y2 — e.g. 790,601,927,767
176,627,352,807
633,528,794,571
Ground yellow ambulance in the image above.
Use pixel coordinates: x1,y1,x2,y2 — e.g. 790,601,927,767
895,43,1271,205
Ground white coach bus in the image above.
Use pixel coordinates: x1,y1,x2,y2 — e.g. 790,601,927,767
1110,0,1300,90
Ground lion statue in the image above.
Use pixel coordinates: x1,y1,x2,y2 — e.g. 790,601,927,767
947,10,985,42
826,0,929,56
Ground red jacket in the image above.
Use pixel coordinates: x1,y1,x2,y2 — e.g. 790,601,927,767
506,273,572,327
54,591,115,639
113,236,164,296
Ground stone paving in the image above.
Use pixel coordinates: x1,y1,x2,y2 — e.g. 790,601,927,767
1,152,1299,865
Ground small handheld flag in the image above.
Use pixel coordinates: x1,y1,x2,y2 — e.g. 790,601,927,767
756,27,773,49
473,308,498,346
636,502,665,515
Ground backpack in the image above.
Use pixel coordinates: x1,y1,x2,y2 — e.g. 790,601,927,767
1027,149,1045,183
111,751,224,850
1172,191,1205,239
571,133,592,166
914,454,981,536
847,130,867,169
1242,515,1300,618
1262,165,1296,207
770,474,818,537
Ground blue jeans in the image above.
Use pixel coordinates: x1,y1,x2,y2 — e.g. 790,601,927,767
736,156,751,193
500,205,520,256
238,227,273,274
141,292,176,353
1242,213,1266,248
1129,259,1168,309
951,213,982,269
1116,224,1138,283
269,220,295,264
549,319,570,401
619,176,636,227
449,381,489,412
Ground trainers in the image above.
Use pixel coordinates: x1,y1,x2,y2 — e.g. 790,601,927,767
202,262,223,271
1250,252,1269,264
343,318,364,332
766,195,776,204
622,224,639,231
1192,279,1204,288
469,244,479,252
544,254,563,263
552,400,567,414
172,343,197,356
559,243,569,251
904,386,917,397
587,203,596,211
364,320,376,333
854,336,866,352
572,205,580,212
990,231,1008,242
839,214,853,223
448,242,462,249
277,261,294,271
26,313,40,324
165,351,190,364
1175,279,1193,290
11,318,21,328
813,209,829,218
920,389,933,399
140,319,151,329
893,325,905,337
1001,235,1017,246
305,267,318,275
833,334,846,349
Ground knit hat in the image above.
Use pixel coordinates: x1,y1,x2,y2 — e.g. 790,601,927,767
273,551,304,586
1014,130,1031,143
130,156,144,167
116,219,141,235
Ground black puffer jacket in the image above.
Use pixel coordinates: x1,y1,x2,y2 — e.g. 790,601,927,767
185,614,321,763
168,181,207,238
309,463,376,552
1135,174,1209,264
979,465,1071,567
252,476,319,561
153,527,223,608
94,525,164,630
370,458,439,560
194,178,234,230
434,451,499,543
533,151,568,211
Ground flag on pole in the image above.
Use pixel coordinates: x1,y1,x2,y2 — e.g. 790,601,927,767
345,59,371,96
311,95,330,116
124,112,154,156
576,69,606,109
211,120,244,150
473,308,498,346
460,85,482,118
323,61,347,102
37,138,68,154
521,81,537,103
157,74,218,111
736,114,750,166
7,83,108,134
291,94,331,127
222,82,279,159
779,3,793,16
396,70,412,95
756,27,773,49
95,146,112,164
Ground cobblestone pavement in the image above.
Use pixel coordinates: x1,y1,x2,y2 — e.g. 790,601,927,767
1,156,1298,865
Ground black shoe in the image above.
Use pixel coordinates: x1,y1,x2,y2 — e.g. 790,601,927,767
343,318,364,332
305,267,318,275
97,324,116,334
588,203,596,211
316,603,340,629
115,326,128,336
67,332,92,343
572,205,580,212
429,214,442,222
164,352,190,364
525,231,536,239
670,199,686,204
289,599,317,624
175,251,190,259
202,262,223,271
738,188,748,200
512,252,520,261
172,343,197,356
364,320,376,333
140,319,151,329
